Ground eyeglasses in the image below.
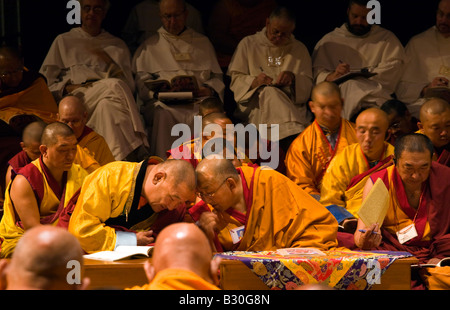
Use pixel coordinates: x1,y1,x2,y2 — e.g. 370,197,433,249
196,178,229,200
161,10,186,20
82,5,104,14
0,68,23,79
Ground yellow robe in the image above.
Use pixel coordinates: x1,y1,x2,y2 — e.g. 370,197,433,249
320,142,394,216
69,158,182,254
75,145,101,174
0,159,87,258
285,119,357,196
216,165,338,251
0,74,58,124
78,129,115,166
127,269,220,290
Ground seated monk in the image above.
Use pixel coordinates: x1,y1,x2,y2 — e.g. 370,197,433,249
380,99,418,146
68,159,197,254
0,46,57,132
127,223,220,290
285,81,358,200
198,96,225,118
320,108,394,230
6,121,100,184
0,225,89,290
57,95,115,166
191,158,338,252
354,133,450,289
417,98,450,166
0,122,89,258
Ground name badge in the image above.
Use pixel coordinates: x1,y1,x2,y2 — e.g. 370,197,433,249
396,224,418,244
174,52,191,61
229,225,245,244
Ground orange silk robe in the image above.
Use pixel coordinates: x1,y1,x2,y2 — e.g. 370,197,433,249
127,269,220,290
320,142,394,216
285,119,357,196
190,165,338,252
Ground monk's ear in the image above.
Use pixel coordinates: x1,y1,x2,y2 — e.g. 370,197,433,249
209,256,222,286
144,260,156,283
39,145,48,157
152,171,166,185
417,121,423,130
308,100,314,111
19,142,25,150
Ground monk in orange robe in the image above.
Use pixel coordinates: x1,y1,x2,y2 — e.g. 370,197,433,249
286,81,357,199
354,133,450,289
0,47,57,129
192,159,338,252
416,98,449,166
127,223,220,290
58,95,115,166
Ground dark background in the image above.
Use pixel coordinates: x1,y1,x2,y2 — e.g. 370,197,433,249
0,0,440,71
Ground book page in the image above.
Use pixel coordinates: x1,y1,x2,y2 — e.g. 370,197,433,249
357,178,389,227
84,246,153,261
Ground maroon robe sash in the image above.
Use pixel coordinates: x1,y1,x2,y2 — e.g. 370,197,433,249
77,126,94,142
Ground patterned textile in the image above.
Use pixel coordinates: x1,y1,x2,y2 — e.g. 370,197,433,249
216,249,412,290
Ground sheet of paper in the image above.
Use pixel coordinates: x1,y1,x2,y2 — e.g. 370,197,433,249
357,178,389,227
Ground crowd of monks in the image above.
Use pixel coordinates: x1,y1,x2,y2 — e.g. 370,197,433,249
0,0,449,290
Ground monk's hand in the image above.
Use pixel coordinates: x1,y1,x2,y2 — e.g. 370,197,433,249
274,71,295,87
198,212,219,241
136,230,154,246
251,73,273,89
422,77,449,96
326,62,350,82
354,223,382,250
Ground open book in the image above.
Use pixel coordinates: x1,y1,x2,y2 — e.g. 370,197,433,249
357,178,389,227
333,69,377,85
145,75,198,102
83,246,153,261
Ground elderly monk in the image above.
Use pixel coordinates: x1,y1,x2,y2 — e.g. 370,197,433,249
57,95,115,166
40,0,149,162
133,0,224,159
193,159,338,252
128,223,220,290
417,98,450,166
0,123,88,258
320,108,394,224
228,6,313,151
396,0,450,119
0,225,89,290
354,134,450,274
68,159,196,253
0,46,57,130
312,0,405,121
285,81,358,200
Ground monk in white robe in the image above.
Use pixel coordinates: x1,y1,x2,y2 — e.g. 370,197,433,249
133,0,224,159
396,0,450,119
228,7,313,144
312,1,405,121
40,0,149,161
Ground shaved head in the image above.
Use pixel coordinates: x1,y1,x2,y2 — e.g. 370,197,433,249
6,226,86,290
419,98,450,123
22,121,46,146
311,81,342,102
151,223,215,282
418,98,450,148
41,122,75,147
157,159,196,191
196,158,240,183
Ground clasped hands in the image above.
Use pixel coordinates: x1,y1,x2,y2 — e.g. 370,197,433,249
251,71,295,90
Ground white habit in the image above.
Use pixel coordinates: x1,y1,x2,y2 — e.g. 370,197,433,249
40,27,148,161
396,26,450,119
227,27,313,141
312,24,405,120
133,27,224,159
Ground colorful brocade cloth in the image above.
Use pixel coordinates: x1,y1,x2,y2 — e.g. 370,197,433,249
216,249,413,290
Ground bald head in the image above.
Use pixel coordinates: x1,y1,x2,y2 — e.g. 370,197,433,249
311,81,342,102
58,96,88,139
22,121,46,146
355,108,390,161
6,226,86,290
41,122,75,147
196,158,240,183
151,223,214,281
157,159,196,191
418,98,450,148
309,81,343,130
0,46,24,88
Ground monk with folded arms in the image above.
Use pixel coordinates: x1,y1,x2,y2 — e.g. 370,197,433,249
193,158,338,252
354,134,450,289
286,81,357,200
68,159,197,253
0,122,88,258
320,108,394,227
128,223,220,290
